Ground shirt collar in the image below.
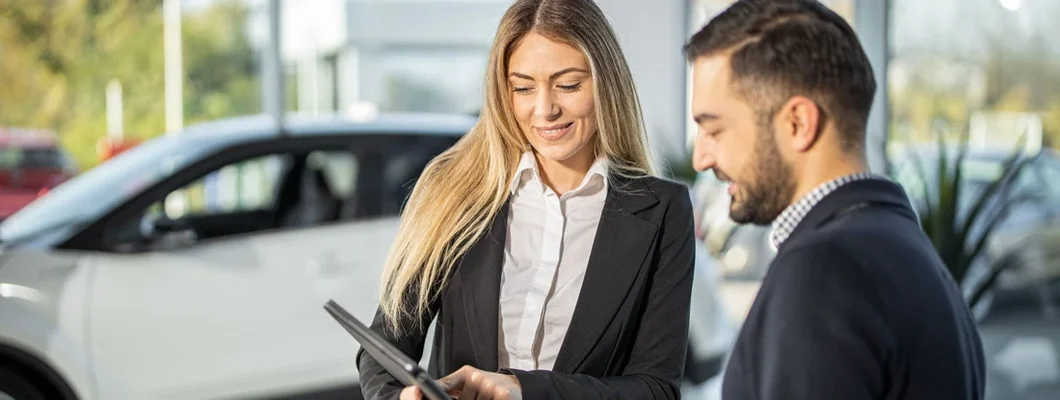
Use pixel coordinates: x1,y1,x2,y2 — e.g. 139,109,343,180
509,151,609,195
769,172,879,250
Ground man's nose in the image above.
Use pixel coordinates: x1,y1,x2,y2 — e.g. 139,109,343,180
692,137,715,172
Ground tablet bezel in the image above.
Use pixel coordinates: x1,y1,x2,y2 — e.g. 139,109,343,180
323,300,450,400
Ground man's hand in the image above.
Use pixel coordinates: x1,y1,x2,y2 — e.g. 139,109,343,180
399,365,522,400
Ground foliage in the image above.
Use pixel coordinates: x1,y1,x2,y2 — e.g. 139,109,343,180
0,0,259,170
889,123,1036,308
665,145,699,186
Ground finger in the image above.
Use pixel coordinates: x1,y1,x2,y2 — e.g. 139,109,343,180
459,383,479,400
440,366,472,393
461,370,484,400
479,379,498,400
399,386,421,400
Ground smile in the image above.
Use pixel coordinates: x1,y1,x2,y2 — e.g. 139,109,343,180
534,122,574,141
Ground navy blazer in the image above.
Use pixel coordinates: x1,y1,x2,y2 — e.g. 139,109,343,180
721,179,986,400
357,174,696,399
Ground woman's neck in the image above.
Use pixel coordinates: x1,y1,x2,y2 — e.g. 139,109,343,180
534,150,596,196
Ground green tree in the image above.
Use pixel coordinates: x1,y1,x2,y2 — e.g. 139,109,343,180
0,0,259,169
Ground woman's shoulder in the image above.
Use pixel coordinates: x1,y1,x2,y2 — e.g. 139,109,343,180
609,173,691,206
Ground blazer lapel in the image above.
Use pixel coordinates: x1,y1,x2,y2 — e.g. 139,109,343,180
456,202,507,372
552,176,660,373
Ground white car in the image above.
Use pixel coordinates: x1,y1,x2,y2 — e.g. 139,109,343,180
0,113,731,400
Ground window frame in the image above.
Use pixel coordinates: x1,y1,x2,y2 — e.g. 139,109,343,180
62,135,365,252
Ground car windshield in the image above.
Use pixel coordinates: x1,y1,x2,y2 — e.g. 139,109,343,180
0,135,218,242
0,147,69,170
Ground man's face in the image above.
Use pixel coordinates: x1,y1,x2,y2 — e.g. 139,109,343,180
690,55,795,225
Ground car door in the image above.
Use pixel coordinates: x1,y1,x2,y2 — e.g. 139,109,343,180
82,148,370,400
298,134,461,372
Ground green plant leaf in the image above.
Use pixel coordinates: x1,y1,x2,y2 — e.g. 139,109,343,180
955,137,1030,271
967,240,1027,307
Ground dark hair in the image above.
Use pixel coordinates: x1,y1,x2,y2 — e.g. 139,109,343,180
684,0,875,150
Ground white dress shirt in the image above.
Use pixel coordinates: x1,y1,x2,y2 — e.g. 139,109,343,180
497,151,609,371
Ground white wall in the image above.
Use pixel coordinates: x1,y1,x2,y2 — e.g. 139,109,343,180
335,0,693,163
345,1,508,47
597,0,691,169
273,0,888,171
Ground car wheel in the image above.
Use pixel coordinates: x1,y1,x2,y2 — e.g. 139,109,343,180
0,365,48,400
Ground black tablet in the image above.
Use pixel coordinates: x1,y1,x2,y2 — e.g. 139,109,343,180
323,299,450,400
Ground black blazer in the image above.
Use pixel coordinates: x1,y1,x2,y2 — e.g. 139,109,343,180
721,179,986,400
357,175,696,400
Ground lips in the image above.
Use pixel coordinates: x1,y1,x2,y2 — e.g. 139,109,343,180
535,122,574,141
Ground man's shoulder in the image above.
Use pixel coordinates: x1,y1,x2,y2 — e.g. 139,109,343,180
776,203,926,268
771,239,867,277
759,240,889,315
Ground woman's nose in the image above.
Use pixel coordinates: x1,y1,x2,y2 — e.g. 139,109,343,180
534,91,560,120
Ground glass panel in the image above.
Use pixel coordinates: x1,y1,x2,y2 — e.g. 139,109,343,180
685,0,858,144
308,149,359,199
0,0,263,170
165,154,288,219
889,0,1060,149
890,3,1060,399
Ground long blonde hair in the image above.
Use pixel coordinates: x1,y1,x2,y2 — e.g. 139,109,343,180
378,0,655,334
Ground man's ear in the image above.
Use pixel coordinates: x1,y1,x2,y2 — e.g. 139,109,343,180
774,96,821,153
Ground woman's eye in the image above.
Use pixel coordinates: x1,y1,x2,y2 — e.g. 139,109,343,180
557,83,582,92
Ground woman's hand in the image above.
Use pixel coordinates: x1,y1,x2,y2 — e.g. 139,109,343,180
399,365,522,400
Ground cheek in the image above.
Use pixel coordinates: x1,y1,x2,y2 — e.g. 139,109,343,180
561,91,595,121
722,132,757,177
511,96,534,125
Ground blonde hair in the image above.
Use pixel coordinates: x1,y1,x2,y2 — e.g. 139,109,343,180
378,0,655,334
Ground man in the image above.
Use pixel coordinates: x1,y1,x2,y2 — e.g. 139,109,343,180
685,1,986,399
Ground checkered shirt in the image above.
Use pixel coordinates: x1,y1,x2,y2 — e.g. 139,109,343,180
769,172,882,250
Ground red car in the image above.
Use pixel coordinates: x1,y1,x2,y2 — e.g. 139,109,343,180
0,127,78,220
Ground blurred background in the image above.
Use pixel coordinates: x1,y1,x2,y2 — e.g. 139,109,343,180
0,0,1057,399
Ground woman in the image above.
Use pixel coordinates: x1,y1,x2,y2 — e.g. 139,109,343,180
357,0,695,399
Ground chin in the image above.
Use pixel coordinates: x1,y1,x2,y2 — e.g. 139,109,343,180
532,144,581,162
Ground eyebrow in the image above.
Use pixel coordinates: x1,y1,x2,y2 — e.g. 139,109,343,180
508,67,590,81
693,113,721,124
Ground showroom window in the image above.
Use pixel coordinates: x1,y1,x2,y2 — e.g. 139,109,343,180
889,0,1060,150
684,0,858,146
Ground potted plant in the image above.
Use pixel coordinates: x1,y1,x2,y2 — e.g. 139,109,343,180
888,121,1039,320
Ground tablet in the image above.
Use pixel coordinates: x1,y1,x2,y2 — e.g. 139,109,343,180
323,299,450,400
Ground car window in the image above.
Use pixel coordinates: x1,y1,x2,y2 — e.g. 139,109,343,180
0,135,218,243
107,149,363,252
311,150,358,200
0,147,70,170
377,135,457,216
161,154,289,220
1009,157,1060,214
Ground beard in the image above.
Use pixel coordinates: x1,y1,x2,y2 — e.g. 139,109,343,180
727,125,796,226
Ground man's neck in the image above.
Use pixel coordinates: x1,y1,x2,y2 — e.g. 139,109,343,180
789,153,869,205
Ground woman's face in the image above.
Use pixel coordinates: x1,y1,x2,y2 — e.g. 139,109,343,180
508,32,598,165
